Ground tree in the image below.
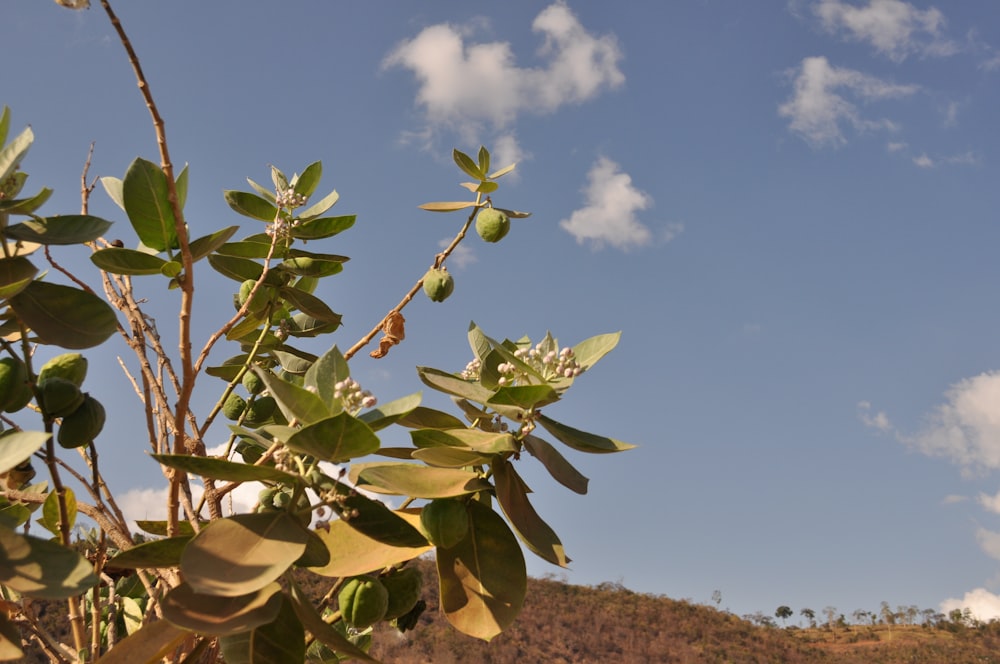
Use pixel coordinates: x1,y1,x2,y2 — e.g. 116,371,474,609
775,605,793,626
0,3,634,661
801,607,817,628
852,608,869,626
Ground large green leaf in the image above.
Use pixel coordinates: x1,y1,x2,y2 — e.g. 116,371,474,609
122,157,179,252
181,512,308,597
411,447,494,468
351,462,490,498
536,415,637,454
4,215,112,245
279,254,345,278
453,149,485,180
188,225,240,262
220,595,305,664
395,406,466,430
308,510,431,578
278,286,341,324
0,524,97,598
493,458,569,567
303,345,350,411
90,247,169,275
487,385,560,410
92,618,188,664
416,366,495,404
297,188,339,221
289,214,354,240
206,254,285,285
224,190,278,222
105,536,191,569
572,331,621,369
151,454,299,483
161,582,282,636
288,580,381,663
358,392,422,432
437,500,526,641
9,280,118,349
0,125,32,184
522,435,589,495
292,161,322,198
0,187,51,214
285,413,380,462
331,490,429,548
0,256,37,300
410,429,516,454
254,367,329,425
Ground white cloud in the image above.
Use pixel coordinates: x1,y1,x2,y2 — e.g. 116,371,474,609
560,157,654,251
913,153,934,168
858,400,892,432
778,56,918,147
118,481,263,532
977,527,1000,561
383,2,624,138
941,588,1000,621
944,100,959,127
440,237,477,269
978,491,1000,515
814,0,958,62
942,494,968,505
491,133,528,176
900,370,1000,472
886,141,907,152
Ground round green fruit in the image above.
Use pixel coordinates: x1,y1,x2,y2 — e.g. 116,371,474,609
420,499,469,549
381,567,423,620
422,268,454,303
244,396,277,424
38,378,85,418
57,395,106,449
38,353,88,388
222,393,247,421
242,371,265,395
475,208,510,243
339,575,389,630
0,357,30,413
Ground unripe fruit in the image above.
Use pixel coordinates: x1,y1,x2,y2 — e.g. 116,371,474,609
242,371,265,395
420,499,469,549
57,395,106,449
422,268,454,303
381,567,423,620
0,357,30,413
237,280,276,314
38,378,85,418
245,396,277,424
38,353,88,388
475,208,510,243
339,575,389,629
222,393,247,421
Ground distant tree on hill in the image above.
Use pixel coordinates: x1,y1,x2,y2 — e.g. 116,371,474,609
800,607,816,628
776,605,793,626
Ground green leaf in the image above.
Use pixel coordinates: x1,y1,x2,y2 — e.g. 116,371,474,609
487,385,560,410
0,523,97,598
162,582,282,636
279,253,347,278
278,286,342,324
106,536,191,569
220,594,305,664
90,247,169,276
40,488,76,536
493,458,570,567
358,392,422,431
285,413,380,463
572,331,621,369
536,414,637,454
336,492,429,548
246,178,276,203
224,190,278,222
9,280,118,349
122,157,179,251
151,454,299,483
207,254,285,285
175,164,189,210
488,163,517,179
100,176,125,211
0,187,51,214
298,189,340,221
0,126,32,184
160,260,182,278
411,447,494,468
254,368,329,425
410,429,516,454
0,256,38,300
418,201,477,213
476,181,499,194
303,345,350,411
135,520,199,537
215,238,280,259
293,161,322,198
4,215,113,245
453,149,485,180
286,312,340,338
395,406,466,430
188,225,240,262
0,106,9,147
0,614,22,661
351,462,490,498
308,510,431,579
181,512,308,597
437,500,526,641
288,580,382,663
477,146,490,176
522,435,589,494
272,348,317,374
91,618,188,664
290,214,355,240
494,207,531,219
416,366,495,404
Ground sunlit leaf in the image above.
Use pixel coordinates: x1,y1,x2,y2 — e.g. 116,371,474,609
572,331,621,369
41,487,76,535
453,149,485,180
308,510,431,578
416,366,495,404
90,247,169,275
293,161,322,198
106,536,191,569
181,512,308,597
188,225,240,262
122,157,179,251
92,618,187,664
0,523,97,598
477,146,490,175
395,406,466,430
151,454,299,483
279,286,342,324
488,163,517,179
522,435,589,495
418,201,477,213
297,188,339,221
476,181,498,194
135,520,198,537
0,187,51,214
493,207,531,219
437,500,526,641
161,582,282,636
0,614,22,661
285,413,380,462
411,446,493,468
207,254,284,285
100,176,125,211
290,214,354,240
0,126,32,184
303,345,350,410
410,429,516,454
224,190,278,222
358,392,422,431
255,368,329,425
487,385,560,410
9,280,118,349
493,458,570,567
351,462,490,498
5,215,112,245
536,414,637,454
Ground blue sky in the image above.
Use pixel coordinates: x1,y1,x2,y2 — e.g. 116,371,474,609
6,0,1000,623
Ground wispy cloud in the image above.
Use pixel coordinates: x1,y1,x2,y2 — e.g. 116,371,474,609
814,0,958,62
858,400,892,432
440,237,477,269
913,153,934,168
560,157,659,251
383,1,624,149
779,56,918,147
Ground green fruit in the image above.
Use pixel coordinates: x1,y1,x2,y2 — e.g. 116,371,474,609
475,208,510,243
242,371,265,395
420,499,469,549
57,395,106,449
339,576,389,630
422,268,454,303
37,378,85,418
222,393,247,420
381,567,423,620
38,353,88,388
245,396,277,424
0,357,30,413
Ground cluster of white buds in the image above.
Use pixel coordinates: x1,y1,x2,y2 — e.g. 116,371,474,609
459,358,481,381
275,188,308,209
334,378,377,411
513,344,584,380
264,215,303,240
496,362,522,387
